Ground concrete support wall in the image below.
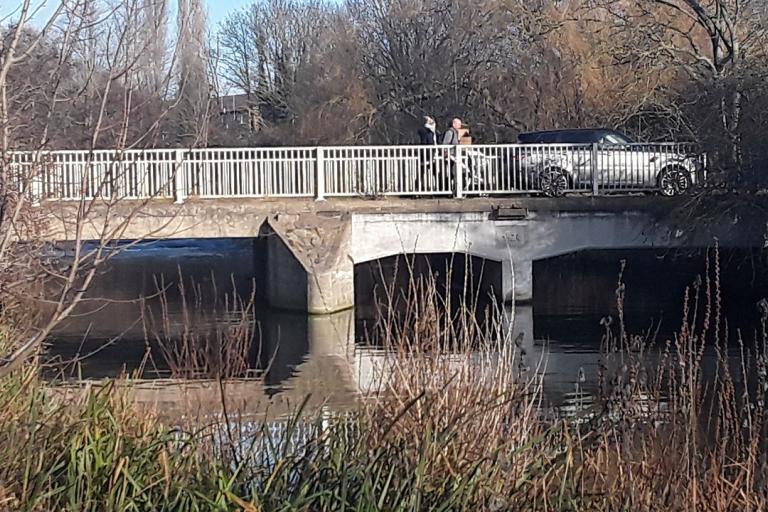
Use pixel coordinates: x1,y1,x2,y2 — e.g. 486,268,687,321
258,207,738,310
265,231,310,312
307,265,355,315
348,210,690,303
504,258,532,302
262,215,354,315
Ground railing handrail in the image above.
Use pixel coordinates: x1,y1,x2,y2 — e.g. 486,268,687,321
7,147,320,157
4,141,700,157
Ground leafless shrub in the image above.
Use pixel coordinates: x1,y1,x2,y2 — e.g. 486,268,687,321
0,0,200,376
141,270,258,379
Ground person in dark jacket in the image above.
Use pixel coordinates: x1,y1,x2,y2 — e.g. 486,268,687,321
417,116,438,192
417,116,438,145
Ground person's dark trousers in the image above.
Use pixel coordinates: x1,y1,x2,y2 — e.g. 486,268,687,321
418,157,436,193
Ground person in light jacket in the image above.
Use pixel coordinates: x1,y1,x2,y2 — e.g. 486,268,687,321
441,118,463,189
442,118,462,145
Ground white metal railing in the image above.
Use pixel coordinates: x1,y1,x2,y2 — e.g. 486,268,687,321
322,146,454,197
183,147,316,199
4,143,705,203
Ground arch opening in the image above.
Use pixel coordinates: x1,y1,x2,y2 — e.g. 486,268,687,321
354,252,503,345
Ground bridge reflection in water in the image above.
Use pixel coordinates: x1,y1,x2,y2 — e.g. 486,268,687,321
46,298,656,420
44,240,766,421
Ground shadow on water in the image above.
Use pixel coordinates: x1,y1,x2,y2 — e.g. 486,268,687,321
43,240,768,415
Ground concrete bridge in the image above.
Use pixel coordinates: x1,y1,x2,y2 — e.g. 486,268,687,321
42,195,747,314
12,144,747,313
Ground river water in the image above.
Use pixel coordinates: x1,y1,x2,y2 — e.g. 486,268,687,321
44,239,768,418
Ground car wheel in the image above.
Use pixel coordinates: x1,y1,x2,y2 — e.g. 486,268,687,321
540,168,569,197
658,166,691,197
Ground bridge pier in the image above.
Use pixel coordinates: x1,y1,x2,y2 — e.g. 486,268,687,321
261,214,354,315
504,258,532,303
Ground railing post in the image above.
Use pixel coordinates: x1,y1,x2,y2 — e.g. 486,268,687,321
30,152,42,205
315,146,326,201
174,148,186,204
454,144,464,199
591,143,599,196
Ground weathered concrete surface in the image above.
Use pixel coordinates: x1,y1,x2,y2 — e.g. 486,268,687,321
262,212,354,314
347,200,754,302
349,210,666,302
39,196,693,241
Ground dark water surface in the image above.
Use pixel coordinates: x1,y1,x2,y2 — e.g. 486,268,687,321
44,239,768,414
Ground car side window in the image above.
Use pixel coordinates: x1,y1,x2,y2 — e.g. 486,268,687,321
602,134,624,144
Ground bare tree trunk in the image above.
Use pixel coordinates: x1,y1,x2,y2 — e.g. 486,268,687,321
721,88,743,180
176,0,210,146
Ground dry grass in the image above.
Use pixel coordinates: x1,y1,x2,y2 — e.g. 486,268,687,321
357,248,768,510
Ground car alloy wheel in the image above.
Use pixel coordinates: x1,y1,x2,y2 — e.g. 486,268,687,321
540,168,568,197
659,167,691,197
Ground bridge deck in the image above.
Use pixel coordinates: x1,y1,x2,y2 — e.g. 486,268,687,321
39,193,749,314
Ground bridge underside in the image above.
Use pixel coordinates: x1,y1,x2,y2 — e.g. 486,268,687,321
41,196,755,314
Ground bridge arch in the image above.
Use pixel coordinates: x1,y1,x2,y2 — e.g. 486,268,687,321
354,251,505,307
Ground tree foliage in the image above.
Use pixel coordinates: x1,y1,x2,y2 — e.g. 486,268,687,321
3,0,767,182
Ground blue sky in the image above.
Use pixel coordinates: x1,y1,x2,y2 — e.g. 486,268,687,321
206,0,254,28
1,0,255,31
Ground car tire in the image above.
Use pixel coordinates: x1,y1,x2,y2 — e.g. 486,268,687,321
658,166,691,197
540,167,569,197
